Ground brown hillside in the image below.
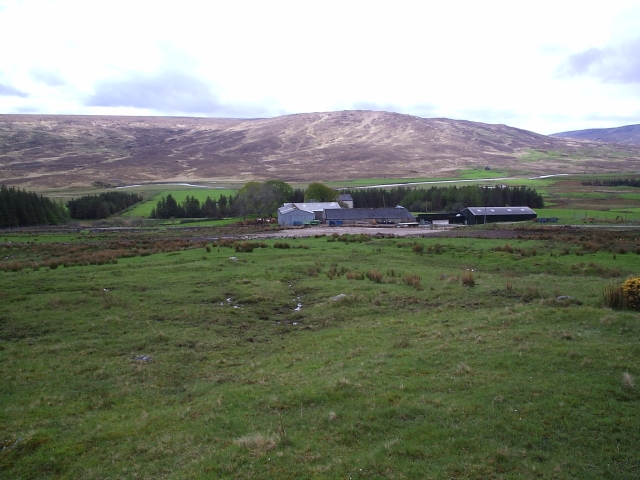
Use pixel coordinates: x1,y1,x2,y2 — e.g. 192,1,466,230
2,111,640,188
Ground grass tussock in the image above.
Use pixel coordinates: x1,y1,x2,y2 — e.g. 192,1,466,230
366,269,383,283
603,281,624,309
234,241,268,253
345,270,364,280
403,273,421,290
304,263,323,277
461,270,475,287
234,433,279,452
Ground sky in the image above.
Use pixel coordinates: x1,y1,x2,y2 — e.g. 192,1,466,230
0,0,639,134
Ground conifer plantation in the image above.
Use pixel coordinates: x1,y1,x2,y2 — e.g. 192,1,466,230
66,192,142,220
343,185,545,211
0,185,68,228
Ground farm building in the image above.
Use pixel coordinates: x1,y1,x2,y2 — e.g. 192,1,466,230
324,206,416,226
459,206,537,225
278,202,341,226
337,193,354,208
417,212,466,225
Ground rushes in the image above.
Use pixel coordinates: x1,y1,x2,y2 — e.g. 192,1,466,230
403,274,421,290
602,281,624,309
366,269,383,283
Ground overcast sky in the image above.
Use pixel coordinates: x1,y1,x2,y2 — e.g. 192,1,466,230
1,0,639,134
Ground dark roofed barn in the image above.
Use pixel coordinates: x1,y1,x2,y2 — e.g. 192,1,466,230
324,206,416,225
459,206,537,225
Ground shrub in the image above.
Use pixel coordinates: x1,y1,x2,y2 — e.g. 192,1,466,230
412,243,424,255
621,277,640,310
273,242,291,249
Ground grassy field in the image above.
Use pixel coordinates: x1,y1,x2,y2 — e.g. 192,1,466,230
534,208,640,224
2,227,640,478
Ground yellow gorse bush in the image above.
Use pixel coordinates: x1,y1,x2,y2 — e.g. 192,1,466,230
621,277,640,310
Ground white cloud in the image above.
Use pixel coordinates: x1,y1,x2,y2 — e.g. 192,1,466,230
0,0,639,133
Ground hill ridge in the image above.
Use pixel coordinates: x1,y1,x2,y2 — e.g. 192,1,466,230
2,111,640,188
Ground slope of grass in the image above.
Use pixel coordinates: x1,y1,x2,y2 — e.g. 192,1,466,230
1,233,640,478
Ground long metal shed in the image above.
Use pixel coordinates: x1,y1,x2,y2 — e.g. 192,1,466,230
324,206,416,225
459,206,537,225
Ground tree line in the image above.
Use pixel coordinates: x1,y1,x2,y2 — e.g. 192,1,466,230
150,181,306,219
0,184,68,227
582,178,640,187
343,185,544,212
67,191,142,219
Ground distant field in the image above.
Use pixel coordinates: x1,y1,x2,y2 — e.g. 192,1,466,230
534,208,640,223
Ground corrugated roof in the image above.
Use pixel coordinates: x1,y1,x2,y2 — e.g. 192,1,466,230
293,202,341,213
278,205,298,215
462,206,536,216
324,207,416,221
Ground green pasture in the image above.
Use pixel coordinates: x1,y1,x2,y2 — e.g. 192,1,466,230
122,188,237,217
1,229,640,478
534,208,640,224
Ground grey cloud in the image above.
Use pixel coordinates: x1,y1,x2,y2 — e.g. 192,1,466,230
560,36,640,84
86,71,222,113
0,83,28,97
86,70,274,117
30,69,66,86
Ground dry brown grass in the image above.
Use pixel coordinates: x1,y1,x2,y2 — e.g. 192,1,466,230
366,269,383,283
233,433,279,452
461,270,475,287
403,273,421,290
622,372,635,390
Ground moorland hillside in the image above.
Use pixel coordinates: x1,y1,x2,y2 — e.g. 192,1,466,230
552,123,640,145
2,111,640,188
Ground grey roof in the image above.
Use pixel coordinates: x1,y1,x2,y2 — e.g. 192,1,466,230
278,205,299,215
462,206,536,216
324,207,416,221
292,202,341,213
337,194,353,201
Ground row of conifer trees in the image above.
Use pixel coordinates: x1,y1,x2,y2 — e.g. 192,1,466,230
0,185,68,228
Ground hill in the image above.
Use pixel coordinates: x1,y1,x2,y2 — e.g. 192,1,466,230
551,124,640,145
2,111,640,188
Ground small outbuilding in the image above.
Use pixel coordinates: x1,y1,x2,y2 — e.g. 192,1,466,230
324,206,416,226
459,206,537,225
